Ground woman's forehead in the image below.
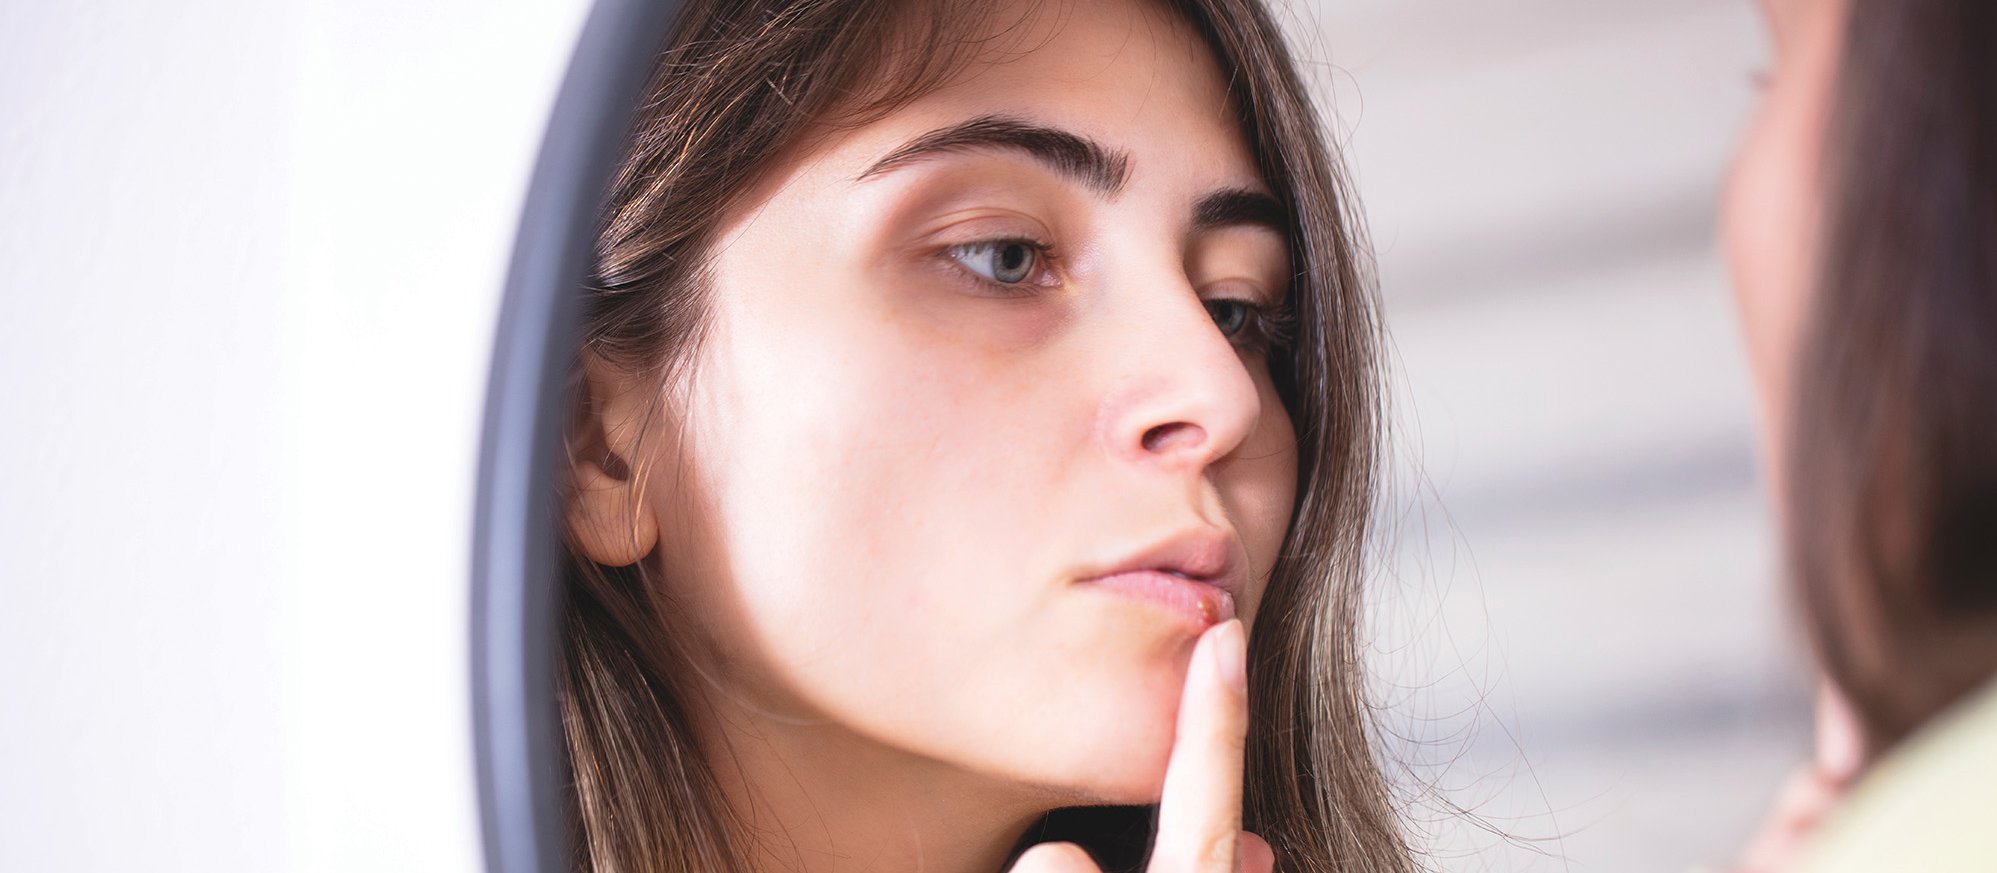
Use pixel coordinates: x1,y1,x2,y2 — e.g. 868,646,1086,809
826,0,1262,198
941,0,1236,133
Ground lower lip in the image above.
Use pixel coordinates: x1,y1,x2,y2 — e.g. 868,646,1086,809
1080,570,1236,629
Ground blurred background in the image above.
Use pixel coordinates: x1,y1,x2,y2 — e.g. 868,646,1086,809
0,3,588,869
1288,1,1816,870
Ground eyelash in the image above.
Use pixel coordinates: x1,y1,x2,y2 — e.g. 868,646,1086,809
1206,296,1298,356
940,237,1298,354
944,237,1060,297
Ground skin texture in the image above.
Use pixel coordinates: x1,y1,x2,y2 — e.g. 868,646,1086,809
568,1,1296,871
1722,0,1864,869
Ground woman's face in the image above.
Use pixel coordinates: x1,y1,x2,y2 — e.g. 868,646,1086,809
1722,0,1847,483
601,0,1298,802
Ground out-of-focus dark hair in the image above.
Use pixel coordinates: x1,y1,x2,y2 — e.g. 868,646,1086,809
558,0,1414,871
1791,0,1997,754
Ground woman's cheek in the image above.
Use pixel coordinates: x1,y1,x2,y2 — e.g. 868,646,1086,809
1723,112,1799,433
1723,70,1833,486
1230,379,1299,619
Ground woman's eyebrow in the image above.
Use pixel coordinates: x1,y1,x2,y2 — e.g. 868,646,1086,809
1193,188,1288,234
857,114,1131,195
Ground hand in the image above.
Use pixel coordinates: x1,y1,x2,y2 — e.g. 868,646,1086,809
1009,619,1277,873
1729,685,1864,873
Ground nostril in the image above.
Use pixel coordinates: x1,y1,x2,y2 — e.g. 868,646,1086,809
1141,421,1206,455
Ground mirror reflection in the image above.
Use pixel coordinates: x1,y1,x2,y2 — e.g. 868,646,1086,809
549,1,1997,871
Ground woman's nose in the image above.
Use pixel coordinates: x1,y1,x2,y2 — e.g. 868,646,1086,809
1096,285,1264,473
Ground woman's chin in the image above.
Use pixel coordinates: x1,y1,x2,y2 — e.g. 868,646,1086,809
879,612,1212,806
1012,669,1190,805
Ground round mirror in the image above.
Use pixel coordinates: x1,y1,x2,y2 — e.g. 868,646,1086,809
471,2,683,870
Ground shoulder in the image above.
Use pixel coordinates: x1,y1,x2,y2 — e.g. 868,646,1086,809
1798,679,1997,872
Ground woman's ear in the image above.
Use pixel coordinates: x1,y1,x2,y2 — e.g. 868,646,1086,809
565,350,661,568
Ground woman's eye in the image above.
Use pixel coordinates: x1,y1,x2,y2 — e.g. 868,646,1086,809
1204,297,1297,352
1205,299,1253,337
948,239,1043,286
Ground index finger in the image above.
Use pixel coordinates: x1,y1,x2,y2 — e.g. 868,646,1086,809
1149,618,1250,873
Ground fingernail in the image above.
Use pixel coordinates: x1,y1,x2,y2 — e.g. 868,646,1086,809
1212,619,1247,694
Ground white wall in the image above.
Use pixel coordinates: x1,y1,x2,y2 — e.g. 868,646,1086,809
0,2,587,869
1293,1,1814,870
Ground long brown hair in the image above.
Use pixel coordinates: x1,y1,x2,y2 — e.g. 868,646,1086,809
559,1,1413,870
1790,0,1997,755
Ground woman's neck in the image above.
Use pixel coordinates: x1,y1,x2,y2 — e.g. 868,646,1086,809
695,686,1059,873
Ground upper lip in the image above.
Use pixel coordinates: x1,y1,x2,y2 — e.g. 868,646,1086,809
1079,526,1247,597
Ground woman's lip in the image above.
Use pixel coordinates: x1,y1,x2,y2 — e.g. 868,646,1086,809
1080,569,1237,629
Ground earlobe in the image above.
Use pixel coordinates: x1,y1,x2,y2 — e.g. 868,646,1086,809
564,352,661,568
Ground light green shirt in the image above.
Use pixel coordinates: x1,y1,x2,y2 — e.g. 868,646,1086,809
1799,680,1997,872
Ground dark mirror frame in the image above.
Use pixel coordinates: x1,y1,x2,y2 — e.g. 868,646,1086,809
472,1,683,870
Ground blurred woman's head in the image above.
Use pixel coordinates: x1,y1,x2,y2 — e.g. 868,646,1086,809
1726,0,1997,756
558,0,1408,869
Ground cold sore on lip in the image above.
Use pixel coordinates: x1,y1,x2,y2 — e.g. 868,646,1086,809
1081,568,1237,628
